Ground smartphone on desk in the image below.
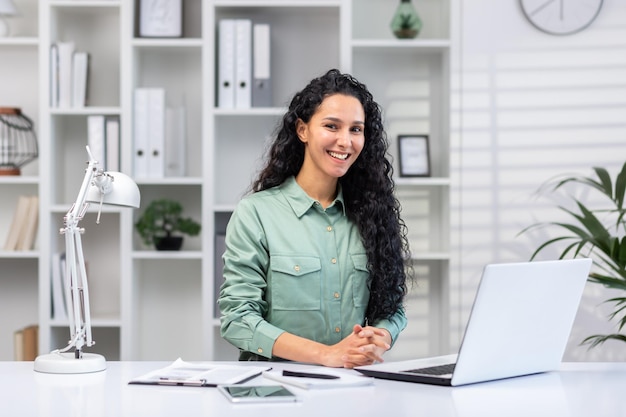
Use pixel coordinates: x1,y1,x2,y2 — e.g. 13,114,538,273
218,385,298,403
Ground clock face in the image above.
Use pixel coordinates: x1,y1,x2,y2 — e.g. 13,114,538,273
520,0,604,35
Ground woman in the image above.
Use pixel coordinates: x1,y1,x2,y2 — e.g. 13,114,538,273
218,69,411,368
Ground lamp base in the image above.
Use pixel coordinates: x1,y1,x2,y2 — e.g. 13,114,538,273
34,351,106,374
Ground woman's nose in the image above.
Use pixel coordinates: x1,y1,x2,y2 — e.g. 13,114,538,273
336,129,351,147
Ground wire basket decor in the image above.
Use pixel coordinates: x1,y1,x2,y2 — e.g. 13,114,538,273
0,107,38,175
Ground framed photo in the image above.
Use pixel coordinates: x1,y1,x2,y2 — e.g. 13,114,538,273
139,0,182,38
398,135,430,177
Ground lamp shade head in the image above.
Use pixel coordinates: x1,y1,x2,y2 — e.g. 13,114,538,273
86,171,141,208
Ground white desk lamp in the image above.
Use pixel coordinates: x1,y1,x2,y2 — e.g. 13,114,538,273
34,146,140,374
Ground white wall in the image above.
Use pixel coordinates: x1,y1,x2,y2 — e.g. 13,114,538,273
451,0,626,361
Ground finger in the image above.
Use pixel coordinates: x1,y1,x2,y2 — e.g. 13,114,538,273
355,345,386,363
358,326,387,338
341,353,375,368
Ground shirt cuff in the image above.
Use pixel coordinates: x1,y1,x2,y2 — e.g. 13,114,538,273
374,314,407,346
249,320,285,359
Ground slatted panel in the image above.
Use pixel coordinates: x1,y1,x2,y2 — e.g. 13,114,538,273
449,0,626,361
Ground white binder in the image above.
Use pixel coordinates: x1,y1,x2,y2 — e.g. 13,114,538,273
105,116,120,172
133,88,150,178
72,51,89,108
87,115,106,168
218,19,236,108
57,42,75,109
252,23,272,107
234,19,252,109
148,88,166,178
164,106,186,177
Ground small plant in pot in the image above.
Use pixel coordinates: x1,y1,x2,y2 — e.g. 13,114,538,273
135,198,201,251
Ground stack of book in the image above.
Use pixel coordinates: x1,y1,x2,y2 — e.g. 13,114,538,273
13,324,38,361
50,42,90,108
87,115,120,172
3,195,39,251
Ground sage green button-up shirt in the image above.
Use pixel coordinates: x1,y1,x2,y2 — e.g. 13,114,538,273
218,176,407,359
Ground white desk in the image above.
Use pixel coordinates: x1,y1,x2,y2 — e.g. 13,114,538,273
2,361,624,417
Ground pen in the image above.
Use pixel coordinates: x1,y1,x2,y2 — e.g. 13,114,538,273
282,370,340,380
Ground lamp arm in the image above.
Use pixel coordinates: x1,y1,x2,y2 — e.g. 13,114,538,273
59,147,99,357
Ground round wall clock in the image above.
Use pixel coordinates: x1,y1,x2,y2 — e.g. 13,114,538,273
519,0,604,35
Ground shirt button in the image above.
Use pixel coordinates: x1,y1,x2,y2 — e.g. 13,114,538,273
294,265,300,272
335,327,341,333
257,348,263,354
327,226,332,232
331,258,337,264
334,292,340,298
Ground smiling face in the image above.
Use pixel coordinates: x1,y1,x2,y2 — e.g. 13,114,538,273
295,93,365,186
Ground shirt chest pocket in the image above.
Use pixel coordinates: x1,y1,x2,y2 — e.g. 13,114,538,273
351,254,370,307
270,256,322,311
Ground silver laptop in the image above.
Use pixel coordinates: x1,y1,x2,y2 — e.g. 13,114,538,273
356,258,592,386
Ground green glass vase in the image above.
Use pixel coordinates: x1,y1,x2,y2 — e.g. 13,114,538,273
390,0,422,39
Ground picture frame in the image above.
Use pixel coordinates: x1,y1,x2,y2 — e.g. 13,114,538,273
139,0,182,38
398,135,430,177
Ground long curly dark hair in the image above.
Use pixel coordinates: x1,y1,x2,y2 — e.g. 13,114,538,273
251,69,411,324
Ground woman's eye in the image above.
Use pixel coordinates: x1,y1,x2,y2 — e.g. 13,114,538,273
351,126,363,133
325,124,337,130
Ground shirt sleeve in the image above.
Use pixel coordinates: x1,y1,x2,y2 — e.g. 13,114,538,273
218,198,284,359
372,304,407,346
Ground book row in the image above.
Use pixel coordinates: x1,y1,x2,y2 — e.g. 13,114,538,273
3,195,38,252
50,42,89,109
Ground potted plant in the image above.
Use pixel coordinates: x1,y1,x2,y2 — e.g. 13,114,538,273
135,198,201,251
521,161,626,347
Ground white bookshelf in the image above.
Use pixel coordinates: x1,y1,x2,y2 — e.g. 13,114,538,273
0,0,451,362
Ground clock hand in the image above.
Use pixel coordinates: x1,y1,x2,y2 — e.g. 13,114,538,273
529,0,556,17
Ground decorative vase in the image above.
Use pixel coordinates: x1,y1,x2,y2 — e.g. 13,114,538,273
155,236,183,251
390,0,422,39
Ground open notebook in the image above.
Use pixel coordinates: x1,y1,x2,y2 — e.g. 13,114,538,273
356,259,592,386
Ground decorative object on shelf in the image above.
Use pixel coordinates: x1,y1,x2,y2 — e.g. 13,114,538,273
0,107,38,175
390,0,422,39
135,198,201,251
519,0,604,36
0,0,16,37
398,134,430,177
139,0,182,38
34,146,140,374
520,161,626,348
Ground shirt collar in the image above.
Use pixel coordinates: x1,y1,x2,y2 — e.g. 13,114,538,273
280,176,346,218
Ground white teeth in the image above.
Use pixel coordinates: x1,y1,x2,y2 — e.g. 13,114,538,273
328,151,348,160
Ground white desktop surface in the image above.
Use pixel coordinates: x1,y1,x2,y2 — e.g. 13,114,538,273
2,361,624,417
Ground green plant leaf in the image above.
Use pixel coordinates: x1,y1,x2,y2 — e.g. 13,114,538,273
522,163,626,349
615,161,626,209
582,333,626,349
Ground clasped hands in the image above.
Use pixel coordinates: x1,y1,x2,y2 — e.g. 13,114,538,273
330,324,391,369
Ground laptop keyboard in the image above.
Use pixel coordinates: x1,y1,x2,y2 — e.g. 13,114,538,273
404,363,456,376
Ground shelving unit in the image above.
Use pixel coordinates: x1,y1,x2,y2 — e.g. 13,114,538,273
0,0,451,362
0,0,40,362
